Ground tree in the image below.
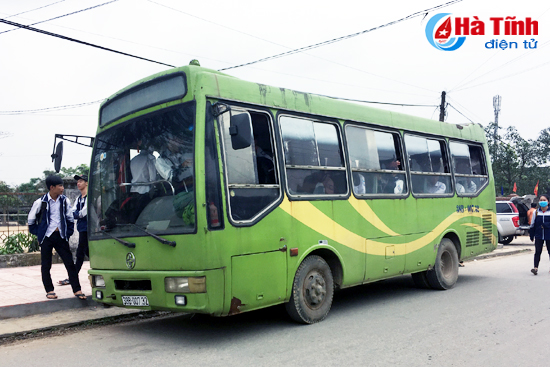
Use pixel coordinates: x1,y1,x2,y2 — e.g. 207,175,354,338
485,123,549,196
14,164,90,194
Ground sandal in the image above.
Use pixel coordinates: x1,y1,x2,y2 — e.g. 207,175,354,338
58,278,70,286
459,261,465,267
75,292,87,300
46,292,58,299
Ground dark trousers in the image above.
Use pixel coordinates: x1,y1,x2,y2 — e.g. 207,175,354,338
75,231,89,274
534,239,550,268
40,231,81,294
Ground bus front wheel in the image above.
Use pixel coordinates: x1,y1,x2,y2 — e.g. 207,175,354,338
426,239,459,290
285,255,334,324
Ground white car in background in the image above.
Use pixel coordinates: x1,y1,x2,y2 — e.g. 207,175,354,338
496,201,529,245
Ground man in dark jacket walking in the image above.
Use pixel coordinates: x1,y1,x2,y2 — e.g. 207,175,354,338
28,175,86,300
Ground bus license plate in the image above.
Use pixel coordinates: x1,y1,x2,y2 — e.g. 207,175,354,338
122,296,149,306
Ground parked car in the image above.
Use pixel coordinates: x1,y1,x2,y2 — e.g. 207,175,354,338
496,201,530,244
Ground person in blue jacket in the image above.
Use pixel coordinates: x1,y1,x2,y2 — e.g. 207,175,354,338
28,175,86,300
58,174,88,286
529,195,550,275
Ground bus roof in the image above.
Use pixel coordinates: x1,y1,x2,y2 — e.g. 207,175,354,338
99,63,485,143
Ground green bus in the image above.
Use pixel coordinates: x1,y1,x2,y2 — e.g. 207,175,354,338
87,61,496,323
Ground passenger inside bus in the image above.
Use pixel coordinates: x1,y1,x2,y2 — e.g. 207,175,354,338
455,161,477,193
155,135,194,193
129,140,157,195
426,175,447,194
314,173,335,194
379,159,404,194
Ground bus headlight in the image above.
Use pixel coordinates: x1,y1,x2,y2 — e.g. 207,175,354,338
93,275,106,288
165,277,206,293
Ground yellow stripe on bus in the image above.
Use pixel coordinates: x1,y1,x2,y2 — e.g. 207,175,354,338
348,197,399,236
279,198,496,256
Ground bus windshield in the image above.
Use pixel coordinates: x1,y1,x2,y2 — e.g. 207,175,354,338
89,102,196,239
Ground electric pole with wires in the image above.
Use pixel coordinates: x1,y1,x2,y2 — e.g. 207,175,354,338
439,91,446,122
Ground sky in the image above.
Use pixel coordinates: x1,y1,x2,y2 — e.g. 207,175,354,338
0,0,548,187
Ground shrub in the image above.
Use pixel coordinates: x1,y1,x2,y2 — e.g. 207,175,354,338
0,233,39,254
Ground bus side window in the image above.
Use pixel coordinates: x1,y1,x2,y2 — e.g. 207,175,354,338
251,112,277,185
405,135,452,196
220,107,281,223
280,116,347,197
346,125,407,197
450,141,488,196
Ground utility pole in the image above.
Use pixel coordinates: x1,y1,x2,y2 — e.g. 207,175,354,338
493,95,501,154
439,91,446,122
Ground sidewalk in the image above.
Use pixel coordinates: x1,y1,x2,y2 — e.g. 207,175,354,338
0,240,534,339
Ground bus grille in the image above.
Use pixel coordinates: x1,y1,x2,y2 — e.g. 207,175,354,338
481,214,493,244
466,231,479,247
114,280,152,291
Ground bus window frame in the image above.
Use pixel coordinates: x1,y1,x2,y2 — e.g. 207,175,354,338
277,112,350,201
343,122,409,200
404,132,454,198
448,139,490,197
215,101,283,227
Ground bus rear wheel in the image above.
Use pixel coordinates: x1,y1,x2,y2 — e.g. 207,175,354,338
426,238,459,290
285,255,334,324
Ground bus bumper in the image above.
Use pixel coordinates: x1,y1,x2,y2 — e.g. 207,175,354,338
88,268,225,316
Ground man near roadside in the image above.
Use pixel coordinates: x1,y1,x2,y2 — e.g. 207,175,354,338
58,174,88,286
28,175,86,300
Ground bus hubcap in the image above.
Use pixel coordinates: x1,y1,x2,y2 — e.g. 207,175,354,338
304,272,326,307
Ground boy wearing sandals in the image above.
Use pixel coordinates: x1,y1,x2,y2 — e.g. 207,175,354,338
28,175,86,300
58,174,88,286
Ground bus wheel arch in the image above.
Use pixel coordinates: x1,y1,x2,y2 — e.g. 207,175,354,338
308,248,343,290
426,237,459,290
285,253,336,324
443,231,462,260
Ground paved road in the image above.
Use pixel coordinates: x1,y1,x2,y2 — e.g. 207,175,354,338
1,248,547,367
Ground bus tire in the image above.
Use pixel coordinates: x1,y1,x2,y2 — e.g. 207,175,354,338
426,238,459,290
411,271,430,289
285,255,334,324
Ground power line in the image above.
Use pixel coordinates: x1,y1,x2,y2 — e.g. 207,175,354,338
450,40,550,92
447,103,476,124
0,18,176,68
219,0,463,71
1,0,66,19
0,100,103,115
453,58,550,92
323,95,438,108
0,0,119,35
147,0,436,93
446,95,485,123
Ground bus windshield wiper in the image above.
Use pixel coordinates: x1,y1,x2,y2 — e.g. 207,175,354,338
100,229,136,248
124,223,176,247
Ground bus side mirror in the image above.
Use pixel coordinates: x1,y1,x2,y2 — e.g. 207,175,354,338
229,112,252,150
52,141,64,173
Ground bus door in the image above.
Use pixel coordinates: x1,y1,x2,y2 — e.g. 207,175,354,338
215,103,286,313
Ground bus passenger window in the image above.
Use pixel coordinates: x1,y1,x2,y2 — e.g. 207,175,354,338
450,141,488,196
405,134,452,196
345,125,406,197
280,116,347,197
